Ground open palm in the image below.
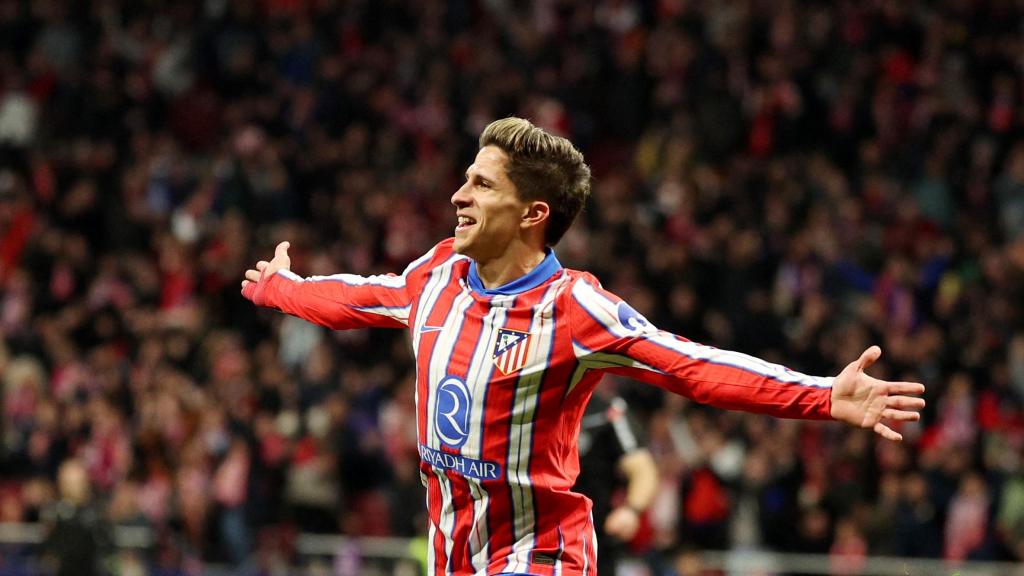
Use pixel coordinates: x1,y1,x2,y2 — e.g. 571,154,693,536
830,346,926,442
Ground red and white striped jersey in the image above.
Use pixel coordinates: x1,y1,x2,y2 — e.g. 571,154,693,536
243,238,834,575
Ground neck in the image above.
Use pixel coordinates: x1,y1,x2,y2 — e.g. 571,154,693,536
474,242,547,289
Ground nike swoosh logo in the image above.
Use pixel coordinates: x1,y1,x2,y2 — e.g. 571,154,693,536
420,325,444,334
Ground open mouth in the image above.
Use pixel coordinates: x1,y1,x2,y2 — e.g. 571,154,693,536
456,216,477,233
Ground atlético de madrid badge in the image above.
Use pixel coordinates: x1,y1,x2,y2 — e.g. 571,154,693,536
493,328,532,375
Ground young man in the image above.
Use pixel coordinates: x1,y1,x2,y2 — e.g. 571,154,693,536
241,117,925,575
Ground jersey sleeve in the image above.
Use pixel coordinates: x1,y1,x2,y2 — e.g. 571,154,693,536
243,243,440,330
568,275,834,420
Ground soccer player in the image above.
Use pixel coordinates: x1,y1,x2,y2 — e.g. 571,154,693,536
241,117,926,576
574,385,657,576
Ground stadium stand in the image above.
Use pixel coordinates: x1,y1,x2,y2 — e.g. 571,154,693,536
1,0,1024,574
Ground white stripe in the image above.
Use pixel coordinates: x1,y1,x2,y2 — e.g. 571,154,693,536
434,467,456,575
570,340,591,357
353,304,412,324
468,480,491,573
513,340,527,370
577,350,659,372
554,527,564,575
412,254,464,351
411,259,452,573
566,363,589,399
425,287,473,573
571,279,637,340
464,304,509,573
426,288,474,451
570,340,660,400
464,303,507,457
647,332,833,388
278,266,414,325
414,258,457,460
504,280,563,573
306,272,407,289
426,517,437,576
580,514,590,576
274,245,439,325
411,257,467,575
589,511,598,575
507,344,520,371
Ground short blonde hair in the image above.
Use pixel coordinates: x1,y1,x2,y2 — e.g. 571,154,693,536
480,118,591,245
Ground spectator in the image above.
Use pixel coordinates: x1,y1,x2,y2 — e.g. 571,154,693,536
894,472,942,557
944,472,991,561
41,459,112,576
574,383,659,575
0,0,1022,571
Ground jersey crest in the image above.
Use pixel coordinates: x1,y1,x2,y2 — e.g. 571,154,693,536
493,328,532,375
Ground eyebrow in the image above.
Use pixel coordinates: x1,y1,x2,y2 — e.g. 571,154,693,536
465,169,496,186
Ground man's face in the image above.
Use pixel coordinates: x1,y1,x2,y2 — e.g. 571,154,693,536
450,146,528,262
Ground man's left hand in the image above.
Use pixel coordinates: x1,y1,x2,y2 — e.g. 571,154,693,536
830,346,926,442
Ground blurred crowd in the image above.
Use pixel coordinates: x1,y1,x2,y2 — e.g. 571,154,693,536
2,0,1024,573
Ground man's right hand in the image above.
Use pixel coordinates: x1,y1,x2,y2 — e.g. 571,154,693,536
241,241,291,304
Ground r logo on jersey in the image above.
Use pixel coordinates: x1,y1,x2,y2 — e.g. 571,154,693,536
493,328,532,375
435,377,471,448
617,301,651,333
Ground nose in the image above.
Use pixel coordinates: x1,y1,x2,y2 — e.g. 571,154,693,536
451,181,471,208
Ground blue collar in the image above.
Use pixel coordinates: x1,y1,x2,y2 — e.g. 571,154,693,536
467,249,563,296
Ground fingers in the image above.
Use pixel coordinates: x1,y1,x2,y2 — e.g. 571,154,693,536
881,408,920,422
887,382,926,396
275,241,290,260
243,243,292,297
873,422,903,442
857,345,882,371
240,278,255,301
886,395,926,410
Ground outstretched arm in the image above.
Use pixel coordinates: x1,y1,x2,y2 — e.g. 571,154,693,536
241,240,431,330
569,275,926,441
829,346,925,442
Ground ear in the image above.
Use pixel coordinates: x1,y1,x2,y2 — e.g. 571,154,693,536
521,201,550,231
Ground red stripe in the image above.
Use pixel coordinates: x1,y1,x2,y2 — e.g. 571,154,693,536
507,345,519,372
416,273,464,450
414,263,468,574
497,351,509,374
441,297,489,573
428,477,448,573
406,253,464,574
501,348,515,374
478,286,549,570
519,306,561,575
513,337,529,371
